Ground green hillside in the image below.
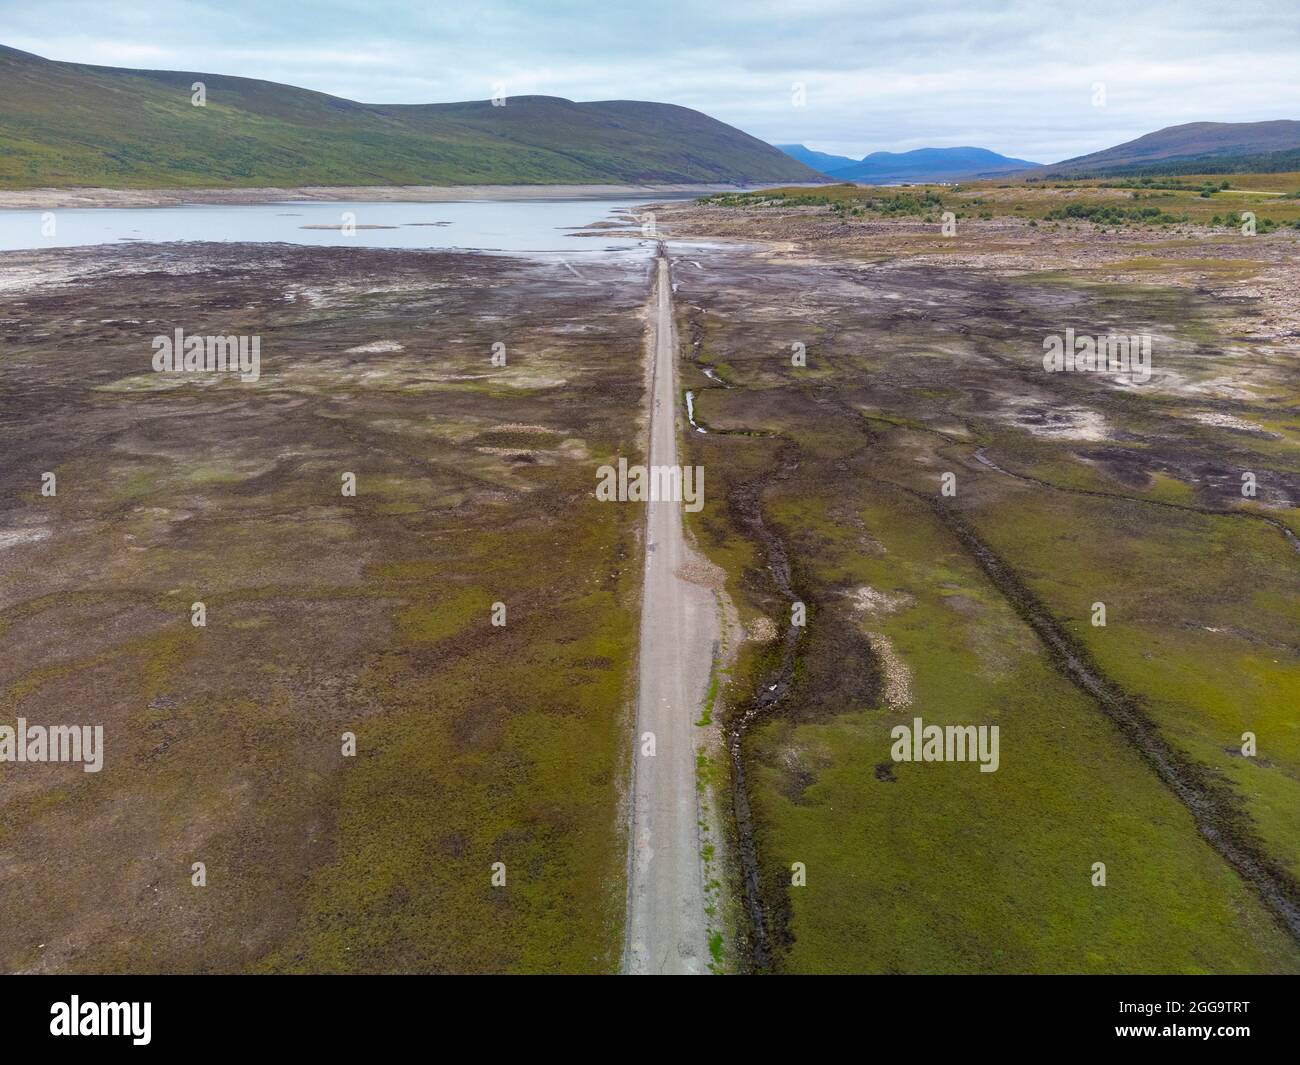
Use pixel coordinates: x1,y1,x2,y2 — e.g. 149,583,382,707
1040,120,1300,178
0,44,819,188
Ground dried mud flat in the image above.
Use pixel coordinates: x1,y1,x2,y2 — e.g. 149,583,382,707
4,191,1299,976
0,240,652,973
656,198,1300,345
662,204,1300,972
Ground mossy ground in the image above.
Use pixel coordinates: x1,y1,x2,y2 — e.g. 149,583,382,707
0,241,648,972
668,228,1300,973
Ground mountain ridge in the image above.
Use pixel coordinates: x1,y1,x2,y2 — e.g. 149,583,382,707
774,143,860,173
776,143,1039,182
0,44,821,189
1037,120,1300,177
780,121,1300,184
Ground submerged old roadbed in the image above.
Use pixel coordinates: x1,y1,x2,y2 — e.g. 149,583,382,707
623,249,717,974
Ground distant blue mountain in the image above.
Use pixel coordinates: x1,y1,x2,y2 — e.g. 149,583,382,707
774,143,860,174
776,143,1041,182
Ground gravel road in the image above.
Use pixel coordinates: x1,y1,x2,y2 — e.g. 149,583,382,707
623,248,717,975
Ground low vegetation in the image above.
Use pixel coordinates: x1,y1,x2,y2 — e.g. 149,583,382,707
0,241,648,972
668,202,1300,972
699,172,1300,230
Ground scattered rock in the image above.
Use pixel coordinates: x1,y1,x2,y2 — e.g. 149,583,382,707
851,585,913,615
867,630,912,709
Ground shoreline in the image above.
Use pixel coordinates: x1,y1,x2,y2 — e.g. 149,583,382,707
0,183,746,211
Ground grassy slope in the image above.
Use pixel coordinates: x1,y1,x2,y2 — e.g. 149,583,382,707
1042,149,1300,179
1044,121,1300,177
0,44,819,189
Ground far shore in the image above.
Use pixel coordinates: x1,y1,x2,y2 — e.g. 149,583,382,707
0,183,758,210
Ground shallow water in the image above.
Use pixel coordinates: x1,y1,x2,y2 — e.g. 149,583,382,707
685,390,708,433
0,197,673,253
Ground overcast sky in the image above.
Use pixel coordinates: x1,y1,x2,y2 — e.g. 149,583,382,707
3,0,1297,163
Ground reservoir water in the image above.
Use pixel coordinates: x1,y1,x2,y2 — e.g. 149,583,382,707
0,197,673,253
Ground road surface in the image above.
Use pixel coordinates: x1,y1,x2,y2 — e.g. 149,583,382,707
623,248,717,975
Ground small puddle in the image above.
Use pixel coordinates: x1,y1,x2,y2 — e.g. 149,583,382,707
685,390,707,433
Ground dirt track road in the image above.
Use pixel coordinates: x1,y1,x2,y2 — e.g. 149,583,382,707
623,248,717,975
